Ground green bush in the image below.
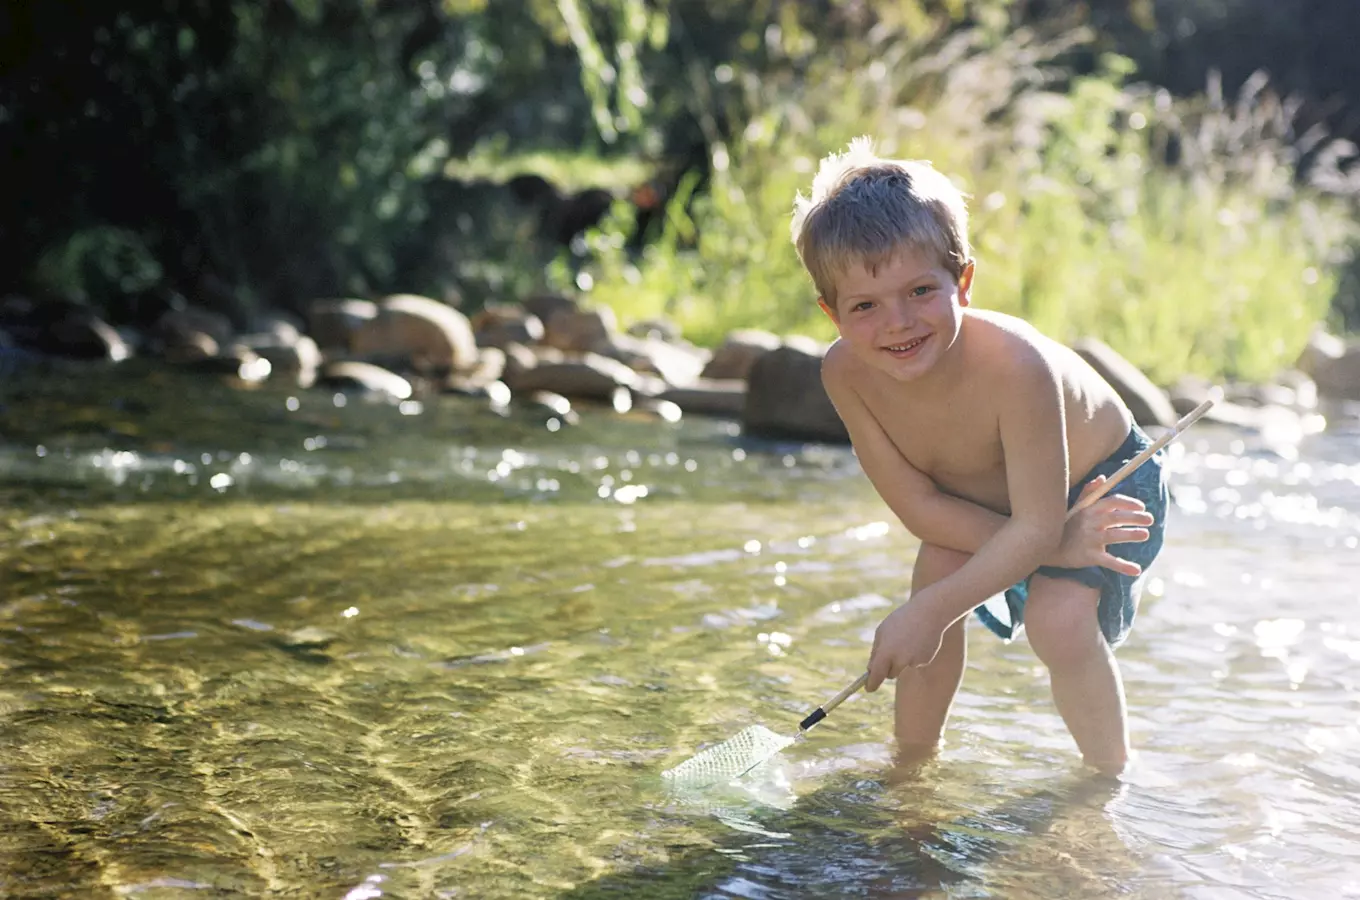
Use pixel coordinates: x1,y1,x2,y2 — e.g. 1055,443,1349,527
572,27,1355,384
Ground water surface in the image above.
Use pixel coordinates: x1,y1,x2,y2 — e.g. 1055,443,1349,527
2,364,1358,898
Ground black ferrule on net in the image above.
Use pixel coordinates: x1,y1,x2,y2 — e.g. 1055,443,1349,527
798,707,827,732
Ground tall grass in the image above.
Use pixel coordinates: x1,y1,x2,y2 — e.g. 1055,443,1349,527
568,28,1355,384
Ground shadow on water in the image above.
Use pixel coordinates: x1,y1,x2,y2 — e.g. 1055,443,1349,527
564,765,1133,900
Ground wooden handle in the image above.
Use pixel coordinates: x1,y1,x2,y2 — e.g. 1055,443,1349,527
806,397,1215,732
1067,397,1215,518
821,671,869,714
798,671,869,731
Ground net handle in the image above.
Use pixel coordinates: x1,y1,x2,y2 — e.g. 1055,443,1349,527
799,397,1216,734
1068,397,1214,517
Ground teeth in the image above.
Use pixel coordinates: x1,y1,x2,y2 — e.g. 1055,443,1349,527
887,337,924,352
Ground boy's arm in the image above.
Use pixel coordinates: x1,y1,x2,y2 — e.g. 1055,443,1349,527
864,348,1070,689
822,351,1009,553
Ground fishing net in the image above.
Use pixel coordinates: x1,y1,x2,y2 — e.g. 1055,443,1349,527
661,725,796,788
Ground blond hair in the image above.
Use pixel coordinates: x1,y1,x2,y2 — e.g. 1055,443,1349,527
791,137,971,304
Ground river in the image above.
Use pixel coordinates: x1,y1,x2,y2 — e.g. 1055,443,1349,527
1,363,1357,898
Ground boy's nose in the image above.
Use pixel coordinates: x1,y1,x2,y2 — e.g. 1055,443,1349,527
886,300,915,330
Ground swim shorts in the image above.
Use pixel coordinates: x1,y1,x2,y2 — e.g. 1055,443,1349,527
974,425,1169,648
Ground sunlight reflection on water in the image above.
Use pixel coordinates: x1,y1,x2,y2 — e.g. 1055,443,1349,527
1,372,1359,898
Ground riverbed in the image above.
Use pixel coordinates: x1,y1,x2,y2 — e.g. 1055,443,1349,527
1,364,1357,898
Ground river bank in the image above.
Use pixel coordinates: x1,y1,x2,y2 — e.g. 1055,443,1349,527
4,291,1360,454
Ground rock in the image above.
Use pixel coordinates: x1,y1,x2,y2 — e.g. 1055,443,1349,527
249,335,322,388
500,342,540,385
0,295,131,361
308,298,377,353
1168,374,1215,416
317,361,413,400
743,345,849,443
351,293,478,374
1071,337,1176,428
627,318,682,342
177,345,271,384
701,329,782,381
472,305,544,349
446,346,506,393
593,333,709,387
1295,329,1346,379
503,351,663,402
1310,342,1360,401
522,390,580,426
247,312,304,345
659,380,747,418
521,293,579,327
154,306,235,350
163,331,219,364
543,306,618,352
630,398,683,423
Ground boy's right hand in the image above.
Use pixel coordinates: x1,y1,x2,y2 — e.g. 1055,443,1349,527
1050,475,1155,576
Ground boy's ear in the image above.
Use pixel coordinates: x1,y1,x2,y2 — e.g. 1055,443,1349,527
817,296,840,324
958,259,976,307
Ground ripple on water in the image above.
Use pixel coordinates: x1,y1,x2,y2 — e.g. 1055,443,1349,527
3,372,1360,898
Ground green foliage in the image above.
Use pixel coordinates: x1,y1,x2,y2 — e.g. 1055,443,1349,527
572,26,1353,383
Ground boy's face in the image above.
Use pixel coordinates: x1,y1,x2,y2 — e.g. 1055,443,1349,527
818,247,974,383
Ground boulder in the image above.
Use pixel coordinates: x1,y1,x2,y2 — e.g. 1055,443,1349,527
743,344,849,443
543,306,618,352
626,318,682,342
521,293,579,327
351,294,478,374
701,329,782,381
308,298,377,353
1071,337,1176,428
154,306,235,350
1309,343,1360,401
447,346,506,394
248,335,322,388
317,361,412,400
594,333,709,387
0,295,131,361
1295,329,1346,380
472,305,544,349
503,351,664,402
660,380,747,418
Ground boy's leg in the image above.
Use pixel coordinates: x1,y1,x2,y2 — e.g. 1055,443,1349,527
1023,574,1129,774
894,543,970,759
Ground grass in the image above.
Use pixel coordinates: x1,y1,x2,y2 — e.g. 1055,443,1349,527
565,28,1355,385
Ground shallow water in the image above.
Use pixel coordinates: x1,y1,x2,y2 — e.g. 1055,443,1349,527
1,364,1358,899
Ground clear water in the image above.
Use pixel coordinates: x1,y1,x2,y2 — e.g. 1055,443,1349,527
1,363,1358,899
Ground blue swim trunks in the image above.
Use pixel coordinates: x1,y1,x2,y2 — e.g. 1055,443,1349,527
974,425,1169,648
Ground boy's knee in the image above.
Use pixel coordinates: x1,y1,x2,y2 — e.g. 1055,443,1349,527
914,543,971,584
1025,576,1104,671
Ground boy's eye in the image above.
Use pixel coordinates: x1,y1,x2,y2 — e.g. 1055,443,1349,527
910,285,933,297
852,300,874,312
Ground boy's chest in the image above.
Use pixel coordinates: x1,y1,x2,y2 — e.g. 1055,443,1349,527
865,390,1011,511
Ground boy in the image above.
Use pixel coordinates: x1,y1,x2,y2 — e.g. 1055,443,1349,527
791,138,1168,774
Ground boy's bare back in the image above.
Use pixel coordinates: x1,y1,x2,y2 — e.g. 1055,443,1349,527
825,307,1131,516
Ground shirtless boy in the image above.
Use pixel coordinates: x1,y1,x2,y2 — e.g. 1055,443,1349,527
791,138,1168,774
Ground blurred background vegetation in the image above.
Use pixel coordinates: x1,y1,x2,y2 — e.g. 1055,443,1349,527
3,0,1358,382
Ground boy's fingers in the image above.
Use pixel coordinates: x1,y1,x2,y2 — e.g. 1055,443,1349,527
866,662,886,693
1078,475,1108,497
1104,527,1151,545
1096,507,1153,529
1101,553,1142,576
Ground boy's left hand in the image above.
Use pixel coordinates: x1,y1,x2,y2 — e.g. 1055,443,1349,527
866,598,947,692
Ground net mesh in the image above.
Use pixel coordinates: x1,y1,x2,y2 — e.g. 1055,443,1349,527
661,725,795,787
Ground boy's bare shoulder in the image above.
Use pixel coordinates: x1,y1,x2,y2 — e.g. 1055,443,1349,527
963,309,1059,376
821,337,856,383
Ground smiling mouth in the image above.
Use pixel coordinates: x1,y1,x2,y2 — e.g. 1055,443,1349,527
883,335,929,354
